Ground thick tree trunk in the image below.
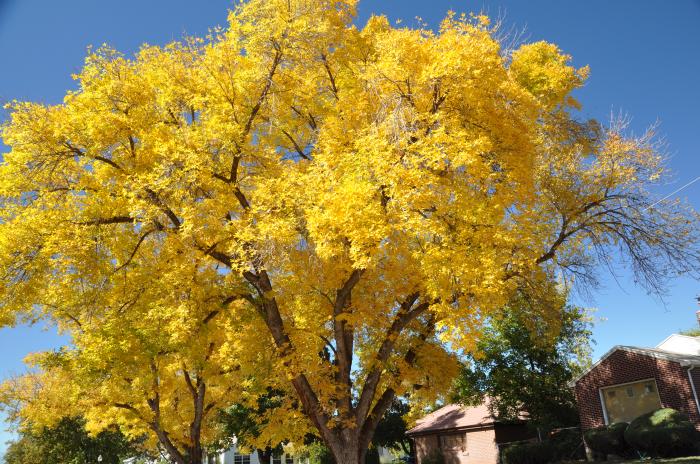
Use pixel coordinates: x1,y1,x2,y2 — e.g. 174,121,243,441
330,442,361,464
242,270,431,464
325,430,372,464
187,451,203,464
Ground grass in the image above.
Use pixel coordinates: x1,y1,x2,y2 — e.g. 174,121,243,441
561,458,700,464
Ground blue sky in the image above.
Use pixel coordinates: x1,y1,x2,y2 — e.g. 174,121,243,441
1,0,699,456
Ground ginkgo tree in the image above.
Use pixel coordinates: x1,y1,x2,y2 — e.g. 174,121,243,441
1,1,699,463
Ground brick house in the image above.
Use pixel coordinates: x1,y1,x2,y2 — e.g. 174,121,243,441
571,332,700,433
406,401,535,464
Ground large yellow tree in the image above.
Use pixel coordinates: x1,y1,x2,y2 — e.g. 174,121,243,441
1,1,698,463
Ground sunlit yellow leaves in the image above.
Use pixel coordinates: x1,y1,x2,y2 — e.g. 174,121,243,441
510,41,589,110
0,0,694,457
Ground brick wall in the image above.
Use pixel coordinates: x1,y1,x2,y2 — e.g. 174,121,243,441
414,435,439,464
464,428,498,464
574,349,700,431
412,427,498,464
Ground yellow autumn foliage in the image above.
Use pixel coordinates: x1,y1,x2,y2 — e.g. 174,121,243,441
1,1,697,462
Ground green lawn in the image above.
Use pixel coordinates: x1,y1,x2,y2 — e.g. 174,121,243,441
561,458,700,464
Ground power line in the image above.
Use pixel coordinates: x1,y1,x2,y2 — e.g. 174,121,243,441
646,175,700,210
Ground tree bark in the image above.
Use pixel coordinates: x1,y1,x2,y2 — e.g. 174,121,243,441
327,435,361,464
257,448,273,464
187,452,204,464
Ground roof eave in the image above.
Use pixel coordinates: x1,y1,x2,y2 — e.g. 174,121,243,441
406,422,498,437
569,345,700,387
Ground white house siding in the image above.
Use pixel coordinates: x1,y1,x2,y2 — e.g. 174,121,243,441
656,334,700,356
206,444,304,464
123,442,303,464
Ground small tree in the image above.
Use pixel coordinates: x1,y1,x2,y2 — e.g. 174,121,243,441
679,297,700,336
215,389,296,464
3,416,138,464
680,327,700,337
0,284,263,464
372,399,411,456
452,286,593,429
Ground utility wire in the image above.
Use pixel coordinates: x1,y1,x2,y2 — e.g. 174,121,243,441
646,175,700,211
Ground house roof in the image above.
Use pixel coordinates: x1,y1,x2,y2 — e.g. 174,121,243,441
656,334,700,355
406,402,497,436
569,344,700,387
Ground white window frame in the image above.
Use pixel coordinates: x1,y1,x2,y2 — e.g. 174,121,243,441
233,453,251,464
689,367,700,416
598,378,660,425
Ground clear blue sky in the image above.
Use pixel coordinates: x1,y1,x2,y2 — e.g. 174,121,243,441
1,0,699,456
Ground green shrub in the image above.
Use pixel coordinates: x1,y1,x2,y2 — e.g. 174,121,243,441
549,428,585,461
502,441,554,464
307,442,335,464
306,443,383,464
624,408,700,458
421,448,444,464
365,446,380,464
583,422,631,458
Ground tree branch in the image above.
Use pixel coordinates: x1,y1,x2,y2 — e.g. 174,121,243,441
75,216,133,226
359,315,436,449
332,269,364,415
355,293,429,423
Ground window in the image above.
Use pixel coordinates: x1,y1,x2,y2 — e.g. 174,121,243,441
601,379,661,424
234,454,251,464
440,433,466,452
273,455,285,464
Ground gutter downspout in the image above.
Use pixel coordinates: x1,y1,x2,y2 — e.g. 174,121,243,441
688,366,700,417
598,388,610,425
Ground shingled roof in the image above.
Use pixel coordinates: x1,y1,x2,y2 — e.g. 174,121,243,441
406,402,497,436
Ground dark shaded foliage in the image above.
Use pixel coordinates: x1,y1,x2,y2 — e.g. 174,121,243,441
549,427,586,461
214,389,287,464
625,408,700,458
502,442,554,464
584,422,632,459
372,399,411,455
3,416,138,464
452,289,593,429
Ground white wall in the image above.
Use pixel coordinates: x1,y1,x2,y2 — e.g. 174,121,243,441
657,334,700,355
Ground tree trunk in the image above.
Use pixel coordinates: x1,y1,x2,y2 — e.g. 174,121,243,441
257,448,273,464
332,444,362,464
186,450,203,464
325,432,371,464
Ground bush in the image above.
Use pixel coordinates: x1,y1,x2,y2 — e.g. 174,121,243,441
421,448,444,464
307,442,335,464
365,447,380,464
583,422,631,458
306,443,383,464
502,441,554,464
624,408,700,458
549,428,586,461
